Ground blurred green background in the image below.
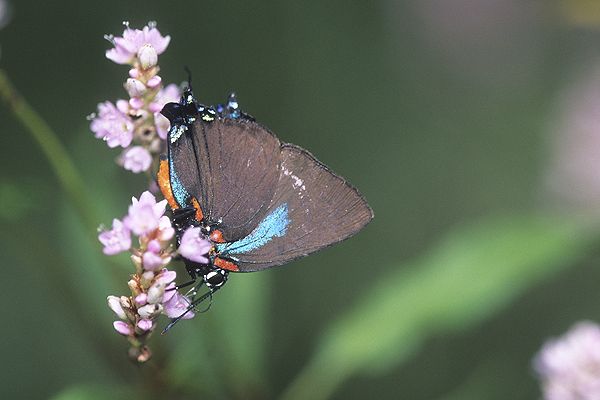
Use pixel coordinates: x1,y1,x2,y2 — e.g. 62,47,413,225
3,0,600,399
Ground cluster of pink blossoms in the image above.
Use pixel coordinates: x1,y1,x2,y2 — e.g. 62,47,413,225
533,321,600,400
89,21,180,173
93,21,214,362
100,191,210,361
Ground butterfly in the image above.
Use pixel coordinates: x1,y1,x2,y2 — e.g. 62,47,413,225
158,83,373,331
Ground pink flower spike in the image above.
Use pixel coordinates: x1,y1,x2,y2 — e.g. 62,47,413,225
533,321,600,399
179,227,211,264
113,321,132,335
105,39,136,65
98,218,131,255
163,292,195,319
137,319,153,331
142,22,171,54
129,68,140,79
154,84,181,107
148,102,161,114
138,190,167,216
120,146,152,173
115,99,130,114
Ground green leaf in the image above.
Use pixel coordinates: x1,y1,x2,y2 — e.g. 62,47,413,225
49,383,138,400
279,212,598,400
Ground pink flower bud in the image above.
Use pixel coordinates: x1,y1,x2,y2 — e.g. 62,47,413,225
113,321,132,335
137,319,153,331
147,75,161,89
135,293,148,306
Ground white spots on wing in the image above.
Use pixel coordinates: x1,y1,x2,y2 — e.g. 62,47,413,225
292,176,305,191
282,167,306,196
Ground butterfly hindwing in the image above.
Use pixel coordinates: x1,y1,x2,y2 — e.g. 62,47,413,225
215,143,374,271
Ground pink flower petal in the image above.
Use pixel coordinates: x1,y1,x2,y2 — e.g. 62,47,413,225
98,218,131,255
179,227,211,264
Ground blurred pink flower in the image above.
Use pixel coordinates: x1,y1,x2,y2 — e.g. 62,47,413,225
534,321,600,400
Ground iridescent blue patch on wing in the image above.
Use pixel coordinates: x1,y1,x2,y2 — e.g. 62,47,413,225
169,156,192,207
211,93,241,119
215,203,290,255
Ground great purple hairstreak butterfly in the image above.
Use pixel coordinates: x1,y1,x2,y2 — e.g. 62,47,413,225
159,81,373,332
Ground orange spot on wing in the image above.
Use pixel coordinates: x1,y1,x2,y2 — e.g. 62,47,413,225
214,257,239,271
191,197,203,221
210,230,225,243
158,159,179,210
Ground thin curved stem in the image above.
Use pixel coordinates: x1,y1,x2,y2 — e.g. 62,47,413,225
0,69,97,230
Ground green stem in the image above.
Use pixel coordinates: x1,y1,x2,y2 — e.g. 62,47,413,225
0,69,97,231
0,69,126,289
0,69,133,374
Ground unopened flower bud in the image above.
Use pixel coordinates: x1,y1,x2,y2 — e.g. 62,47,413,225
120,296,132,309
126,78,147,98
138,303,163,319
128,278,138,294
114,321,132,336
137,319,153,331
147,281,165,304
140,270,154,288
147,239,161,254
142,250,163,270
160,255,172,268
135,293,148,305
108,295,127,319
131,254,142,270
137,44,158,69
147,75,161,88
129,97,143,110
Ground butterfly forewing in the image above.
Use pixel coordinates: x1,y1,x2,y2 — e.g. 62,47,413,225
171,116,282,241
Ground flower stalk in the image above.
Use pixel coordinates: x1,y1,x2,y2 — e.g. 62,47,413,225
90,21,179,176
94,22,213,361
101,191,210,362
